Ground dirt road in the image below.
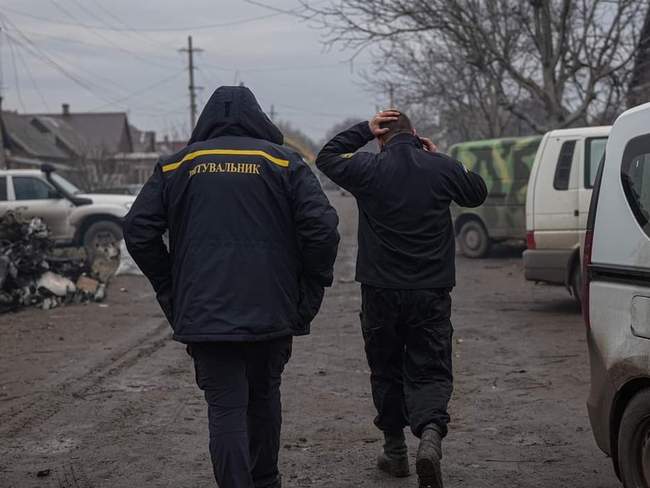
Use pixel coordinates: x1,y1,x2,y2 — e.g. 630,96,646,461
0,192,619,487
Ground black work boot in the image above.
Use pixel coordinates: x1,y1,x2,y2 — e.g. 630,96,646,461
376,430,410,477
416,424,443,488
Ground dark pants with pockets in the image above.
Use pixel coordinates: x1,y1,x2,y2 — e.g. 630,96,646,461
189,336,293,488
360,285,453,438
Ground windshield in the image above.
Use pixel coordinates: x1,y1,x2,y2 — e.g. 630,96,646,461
50,173,83,195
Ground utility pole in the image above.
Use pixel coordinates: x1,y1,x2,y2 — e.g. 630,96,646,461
0,96,6,170
0,28,6,169
179,36,203,130
269,104,277,121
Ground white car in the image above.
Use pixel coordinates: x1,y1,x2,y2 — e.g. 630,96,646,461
0,165,135,251
524,125,611,304
584,102,650,487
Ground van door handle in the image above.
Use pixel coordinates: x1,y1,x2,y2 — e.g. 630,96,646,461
574,209,579,217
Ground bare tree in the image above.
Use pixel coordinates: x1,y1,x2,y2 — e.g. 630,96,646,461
370,38,541,145
628,4,650,107
297,0,647,136
71,148,125,191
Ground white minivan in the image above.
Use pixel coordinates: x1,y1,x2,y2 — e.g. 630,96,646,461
584,102,650,487
524,125,611,304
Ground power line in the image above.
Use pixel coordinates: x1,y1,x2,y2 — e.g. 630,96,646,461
3,27,183,68
77,0,176,52
1,14,127,97
3,29,126,106
4,27,26,112
11,35,51,111
88,70,186,112
0,26,4,99
48,0,175,71
1,15,183,115
277,103,354,119
3,5,284,32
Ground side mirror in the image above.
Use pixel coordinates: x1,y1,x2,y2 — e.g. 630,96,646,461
48,188,62,199
70,196,93,206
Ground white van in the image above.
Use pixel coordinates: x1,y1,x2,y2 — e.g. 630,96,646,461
584,102,650,487
524,125,611,303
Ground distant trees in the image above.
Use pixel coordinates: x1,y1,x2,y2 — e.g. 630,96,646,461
276,121,319,161
628,6,650,107
74,148,124,191
322,117,379,152
298,0,648,144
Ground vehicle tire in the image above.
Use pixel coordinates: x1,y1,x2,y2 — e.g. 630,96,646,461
458,220,490,258
570,263,582,308
83,221,122,258
618,388,650,488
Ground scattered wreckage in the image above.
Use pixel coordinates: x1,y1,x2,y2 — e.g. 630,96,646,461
0,212,119,312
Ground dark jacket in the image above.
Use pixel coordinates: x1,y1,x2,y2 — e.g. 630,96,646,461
316,122,486,289
123,86,340,343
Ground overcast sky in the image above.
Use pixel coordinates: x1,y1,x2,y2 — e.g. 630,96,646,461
0,0,381,142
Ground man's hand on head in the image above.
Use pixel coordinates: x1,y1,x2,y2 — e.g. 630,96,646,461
369,110,400,138
419,137,438,153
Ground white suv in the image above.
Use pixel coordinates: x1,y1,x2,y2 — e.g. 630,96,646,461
0,165,135,251
584,102,650,487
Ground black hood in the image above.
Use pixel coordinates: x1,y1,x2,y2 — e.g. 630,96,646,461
188,86,284,145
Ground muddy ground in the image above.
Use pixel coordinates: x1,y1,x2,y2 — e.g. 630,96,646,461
0,192,619,488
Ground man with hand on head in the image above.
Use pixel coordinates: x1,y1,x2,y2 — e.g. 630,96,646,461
316,110,487,488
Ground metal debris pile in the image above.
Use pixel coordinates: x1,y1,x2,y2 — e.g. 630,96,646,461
0,212,109,312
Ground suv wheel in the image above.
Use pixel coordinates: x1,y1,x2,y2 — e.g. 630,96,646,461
83,221,122,259
458,220,490,258
618,388,650,487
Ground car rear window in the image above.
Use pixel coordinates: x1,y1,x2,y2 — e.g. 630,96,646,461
621,134,650,236
0,177,6,201
585,137,608,188
553,140,576,191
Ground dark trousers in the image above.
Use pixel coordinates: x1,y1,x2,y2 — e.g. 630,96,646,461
189,337,293,488
360,285,453,438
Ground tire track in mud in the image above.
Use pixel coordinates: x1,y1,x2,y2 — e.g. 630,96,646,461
0,320,170,439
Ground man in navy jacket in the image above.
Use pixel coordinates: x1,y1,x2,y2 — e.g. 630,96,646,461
317,110,486,488
123,86,339,488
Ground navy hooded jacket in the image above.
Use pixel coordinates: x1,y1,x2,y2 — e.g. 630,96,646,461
123,86,340,342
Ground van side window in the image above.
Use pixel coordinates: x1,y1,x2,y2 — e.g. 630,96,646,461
585,137,607,188
621,134,650,236
553,140,576,191
0,177,6,201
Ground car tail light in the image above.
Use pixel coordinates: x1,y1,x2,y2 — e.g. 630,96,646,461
526,231,536,250
582,229,593,328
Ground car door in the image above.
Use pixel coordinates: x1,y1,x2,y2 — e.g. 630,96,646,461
533,137,580,249
10,175,74,241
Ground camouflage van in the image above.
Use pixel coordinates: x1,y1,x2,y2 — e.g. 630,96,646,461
450,136,542,258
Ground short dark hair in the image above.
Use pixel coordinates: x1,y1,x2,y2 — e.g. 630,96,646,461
379,112,413,140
